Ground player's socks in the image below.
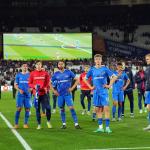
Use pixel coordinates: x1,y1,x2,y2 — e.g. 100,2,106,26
105,119,112,133
92,113,96,120
24,110,30,125
70,109,78,124
94,119,104,133
98,118,103,127
15,110,21,125
105,118,110,128
112,105,116,118
60,109,66,124
118,106,122,119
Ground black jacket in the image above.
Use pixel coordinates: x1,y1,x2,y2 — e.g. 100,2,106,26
145,65,150,91
134,71,145,90
124,67,134,91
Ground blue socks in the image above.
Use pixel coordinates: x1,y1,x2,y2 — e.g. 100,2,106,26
24,111,30,124
105,119,110,127
60,109,66,124
15,110,21,125
112,105,116,118
70,109,78,124
98,118,103,125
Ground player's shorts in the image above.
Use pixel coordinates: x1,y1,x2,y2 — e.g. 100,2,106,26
112,91,124,102
38,94,51,110
58,93,73,108
93,93,109,107
145,91,150,104
16,93,31,108
80,90,91,100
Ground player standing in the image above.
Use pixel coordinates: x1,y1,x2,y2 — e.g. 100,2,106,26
84,54,117,133
112,63,130,121
143,54,150,131
51,61,81,129
14,64,31,129
29,61,52,130
79,65,92,115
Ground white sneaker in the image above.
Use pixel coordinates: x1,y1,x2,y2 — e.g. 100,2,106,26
143,125,150,131
112,118,116,122
118,118,122,121
130,113,134,118
139,109,143,114
52,109,56,114
81,110,86,115
47,122,52,129
36,125,41,130
87,111,91,115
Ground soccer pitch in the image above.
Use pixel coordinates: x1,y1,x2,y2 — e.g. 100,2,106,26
3,34,92,60
0,90,150,150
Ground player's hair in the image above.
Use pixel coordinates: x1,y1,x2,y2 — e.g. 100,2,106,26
117,62,122,66
57,60,66,68
145,53,150,58
36,61,42,65
94,54,102,59
21,63,27,67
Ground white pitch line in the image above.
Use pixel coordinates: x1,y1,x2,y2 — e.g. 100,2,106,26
0,112,32,150
84,147,150,150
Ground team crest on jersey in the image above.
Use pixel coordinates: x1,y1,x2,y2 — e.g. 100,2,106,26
100,71,105,76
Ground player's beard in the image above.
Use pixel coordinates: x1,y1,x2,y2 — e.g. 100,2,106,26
58,66,64,70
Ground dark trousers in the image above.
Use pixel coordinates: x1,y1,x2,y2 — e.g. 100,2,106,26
122,90,134,115
138,89,146,110
80,90,91,111
36,94,51,124
52,93,57,109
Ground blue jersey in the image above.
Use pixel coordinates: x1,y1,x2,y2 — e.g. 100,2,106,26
112,71,129,93
86,66,114,94
51,69,76,96
15,72,30,95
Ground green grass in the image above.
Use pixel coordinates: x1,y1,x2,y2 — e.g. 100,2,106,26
0,90,150,150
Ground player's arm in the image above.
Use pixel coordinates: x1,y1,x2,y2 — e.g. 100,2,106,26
50,74,59,96
104,68,118,88
43,72,50,93
28,72,35,91
83,69,94,90
69,77,79,92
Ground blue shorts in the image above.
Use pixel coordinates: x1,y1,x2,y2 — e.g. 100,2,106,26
16,93,31,108
112,91,124,102
145,91,150,104
93,93,109,107
58,94,73,108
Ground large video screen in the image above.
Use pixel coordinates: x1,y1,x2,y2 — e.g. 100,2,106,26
3,33,92,60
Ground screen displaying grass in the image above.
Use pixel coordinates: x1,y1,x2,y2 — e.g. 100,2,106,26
3,33,92,60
